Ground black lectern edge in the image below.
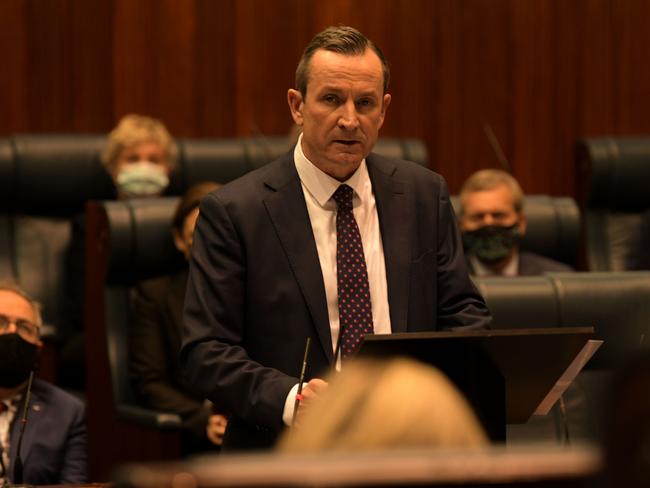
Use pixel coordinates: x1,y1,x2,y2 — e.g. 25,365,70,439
357,326,596,440
362,326,595,343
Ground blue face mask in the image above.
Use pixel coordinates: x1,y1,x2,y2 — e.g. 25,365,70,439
462,224,520,264
116,161,169,198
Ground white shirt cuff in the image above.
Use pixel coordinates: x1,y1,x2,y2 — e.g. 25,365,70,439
282,383,300,426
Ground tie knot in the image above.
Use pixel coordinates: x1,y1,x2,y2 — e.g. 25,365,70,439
332,184,354,211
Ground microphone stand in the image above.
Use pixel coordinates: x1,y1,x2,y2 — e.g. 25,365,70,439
334,322,345,370
483,124,512,173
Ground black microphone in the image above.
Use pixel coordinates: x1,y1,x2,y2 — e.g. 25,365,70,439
483,124,512,173
12,370,35,486
334,324,344,366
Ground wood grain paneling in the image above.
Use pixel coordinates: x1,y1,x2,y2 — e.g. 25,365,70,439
2,0,650,196
0,1,29,133
193,0,237,137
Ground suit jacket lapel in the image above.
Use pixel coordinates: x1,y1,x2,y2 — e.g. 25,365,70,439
262,156,333,363
9,383,42,478
367,154,411,333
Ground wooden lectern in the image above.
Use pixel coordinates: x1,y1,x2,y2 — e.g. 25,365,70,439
358,327,594,441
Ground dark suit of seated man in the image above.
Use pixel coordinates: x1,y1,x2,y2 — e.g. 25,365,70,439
180,25,491,451
0,282,87,485
458,169,572,276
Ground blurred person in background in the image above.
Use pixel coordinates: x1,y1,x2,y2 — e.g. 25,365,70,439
102,114,176,199
60,114,178,390
277,357,487,452
0,282,87,485
459,169,571,276
128,182,227,455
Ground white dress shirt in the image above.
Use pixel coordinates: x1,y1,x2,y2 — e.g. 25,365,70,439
0,395,20,483
469,252,519,277
282,135,391,425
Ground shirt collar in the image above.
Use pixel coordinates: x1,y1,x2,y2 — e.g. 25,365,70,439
470,252,519,277
293,133,369,207
0,392,22,411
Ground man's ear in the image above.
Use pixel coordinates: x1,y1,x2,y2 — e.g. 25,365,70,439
287,89,304,126
378,93,391,128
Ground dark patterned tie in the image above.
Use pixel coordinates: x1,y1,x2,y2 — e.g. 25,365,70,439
333,184,374,359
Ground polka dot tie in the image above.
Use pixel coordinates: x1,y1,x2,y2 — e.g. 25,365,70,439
333,184,373,359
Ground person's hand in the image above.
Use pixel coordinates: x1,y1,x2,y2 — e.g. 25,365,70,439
294,378,328,426
206,414,228,445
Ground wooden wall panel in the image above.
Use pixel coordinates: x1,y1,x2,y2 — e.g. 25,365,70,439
233,0,309,137
69,0,114,131
0,1,29,133
2,0,650,196
615,0,650,134
113,0,199,133
193,0,237,137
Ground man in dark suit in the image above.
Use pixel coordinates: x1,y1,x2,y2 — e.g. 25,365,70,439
459,169,572,276
0,283,87,485
181,25,490,450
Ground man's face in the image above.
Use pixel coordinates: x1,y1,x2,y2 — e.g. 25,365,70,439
460,184,526,234
0,290,41,346
287,48,391,181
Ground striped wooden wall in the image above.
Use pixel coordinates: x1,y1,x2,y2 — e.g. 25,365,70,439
1,0,650,195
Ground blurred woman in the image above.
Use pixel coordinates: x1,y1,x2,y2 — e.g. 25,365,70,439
128,181,227,454
60,114,178,389
278,357,487,453
102,114,176,199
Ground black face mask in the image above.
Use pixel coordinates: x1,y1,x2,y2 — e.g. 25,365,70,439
0,333,39,388
462,224,521,264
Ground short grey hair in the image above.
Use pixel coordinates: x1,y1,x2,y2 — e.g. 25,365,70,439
459,169,524,216
0,281,43,330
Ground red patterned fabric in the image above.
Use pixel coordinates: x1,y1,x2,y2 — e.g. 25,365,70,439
333,184,374,359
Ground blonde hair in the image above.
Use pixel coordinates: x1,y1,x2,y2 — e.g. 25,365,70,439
278,358,488,452
459,169,524,216
102,114,178,170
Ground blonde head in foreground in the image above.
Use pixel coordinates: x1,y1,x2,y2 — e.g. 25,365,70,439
278,357,488,452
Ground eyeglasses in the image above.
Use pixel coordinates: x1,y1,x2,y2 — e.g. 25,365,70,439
0,314,39,339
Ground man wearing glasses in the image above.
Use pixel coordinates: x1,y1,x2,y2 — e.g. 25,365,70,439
0,282,87,485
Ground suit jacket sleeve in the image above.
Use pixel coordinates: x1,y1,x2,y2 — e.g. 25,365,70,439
58,398,88,484
435,177,491,330
180,191,297,432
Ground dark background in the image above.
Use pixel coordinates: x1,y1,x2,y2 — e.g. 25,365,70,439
1,0,649,195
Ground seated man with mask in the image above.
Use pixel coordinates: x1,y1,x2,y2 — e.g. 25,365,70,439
0,282,87,485
459,169,571,276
